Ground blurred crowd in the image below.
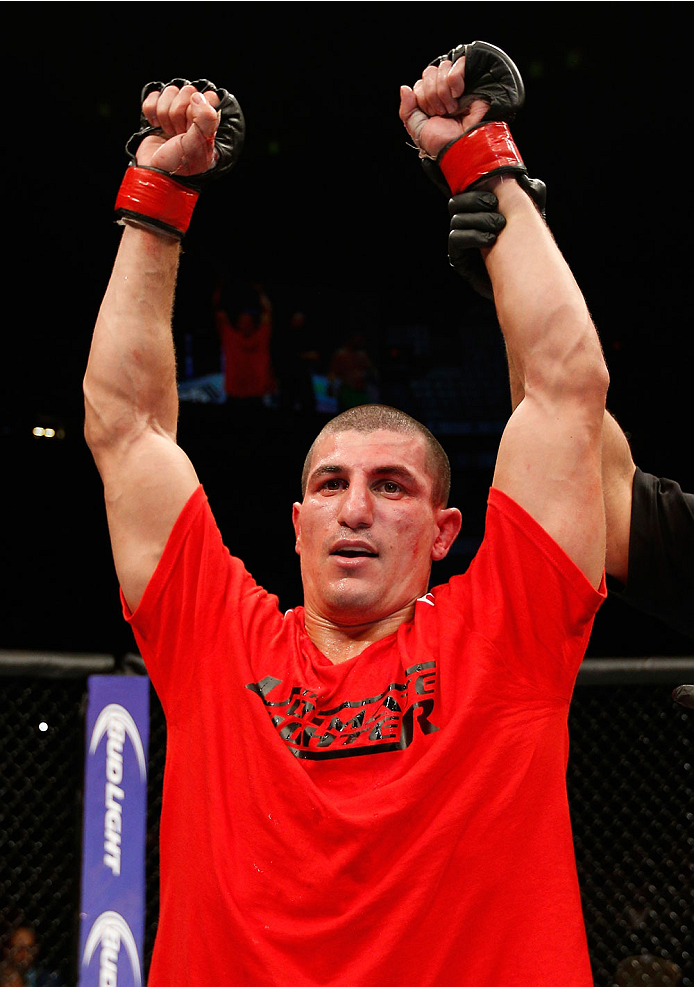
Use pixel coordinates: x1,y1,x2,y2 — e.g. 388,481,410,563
210,279,380,415
174,276,511,432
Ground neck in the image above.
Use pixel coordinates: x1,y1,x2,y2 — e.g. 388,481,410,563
302,603,416,664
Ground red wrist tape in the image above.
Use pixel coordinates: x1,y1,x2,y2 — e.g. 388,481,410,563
438,121,525,194
115,166,200,237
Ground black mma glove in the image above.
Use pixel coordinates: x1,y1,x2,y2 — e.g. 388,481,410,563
115,78,245,239
420,41,538,203
429,40,525,121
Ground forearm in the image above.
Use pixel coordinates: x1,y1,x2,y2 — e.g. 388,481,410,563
486,179,608,406
84,224,181,453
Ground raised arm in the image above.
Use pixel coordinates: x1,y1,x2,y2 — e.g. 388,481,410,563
400,46,609,588
84,81,243,612
483,179,608,587
446,197,636,583
505,347,633,584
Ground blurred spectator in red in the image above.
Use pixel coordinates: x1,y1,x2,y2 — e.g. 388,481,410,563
213,280,276,407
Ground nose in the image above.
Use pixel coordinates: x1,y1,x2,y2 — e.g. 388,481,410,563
336,479,374,529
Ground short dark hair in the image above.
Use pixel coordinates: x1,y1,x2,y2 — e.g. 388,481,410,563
301,404,451,507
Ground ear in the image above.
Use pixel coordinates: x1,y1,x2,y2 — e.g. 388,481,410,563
291,502,302,555
431,507,462,561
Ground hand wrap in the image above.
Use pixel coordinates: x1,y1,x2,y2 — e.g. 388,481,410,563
115,78,245,238
115,167,201,239
438,120,525,195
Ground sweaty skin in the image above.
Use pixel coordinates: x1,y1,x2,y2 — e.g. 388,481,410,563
399,59,608,592
292,429,462,664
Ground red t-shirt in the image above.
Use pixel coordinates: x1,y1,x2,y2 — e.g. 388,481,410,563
216,310,275,398
124,485,605,986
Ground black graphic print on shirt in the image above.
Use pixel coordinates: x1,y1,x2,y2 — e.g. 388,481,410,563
246,661,439,760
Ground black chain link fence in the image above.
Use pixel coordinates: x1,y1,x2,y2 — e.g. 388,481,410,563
1,670,86,985
2,654,693,986
570,678,694,986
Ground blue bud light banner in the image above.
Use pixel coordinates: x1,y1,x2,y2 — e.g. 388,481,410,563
78,676,150,987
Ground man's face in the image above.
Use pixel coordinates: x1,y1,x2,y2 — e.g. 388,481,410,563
292,429,460,626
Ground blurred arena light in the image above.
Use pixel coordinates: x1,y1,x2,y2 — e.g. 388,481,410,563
32,425,65,439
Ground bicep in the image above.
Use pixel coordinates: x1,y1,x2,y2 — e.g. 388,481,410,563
492,394,605,588
96,430,200,613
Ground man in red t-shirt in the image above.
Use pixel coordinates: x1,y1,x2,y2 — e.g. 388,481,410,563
84,46,608,986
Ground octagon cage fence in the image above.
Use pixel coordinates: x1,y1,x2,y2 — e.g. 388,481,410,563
1,651,693,987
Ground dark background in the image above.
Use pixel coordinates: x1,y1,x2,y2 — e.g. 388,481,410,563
2,2,692,660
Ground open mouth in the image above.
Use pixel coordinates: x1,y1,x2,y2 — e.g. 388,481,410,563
332,549,378,558
330,544,379,559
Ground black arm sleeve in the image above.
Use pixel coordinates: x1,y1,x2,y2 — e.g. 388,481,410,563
611,468,694,639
